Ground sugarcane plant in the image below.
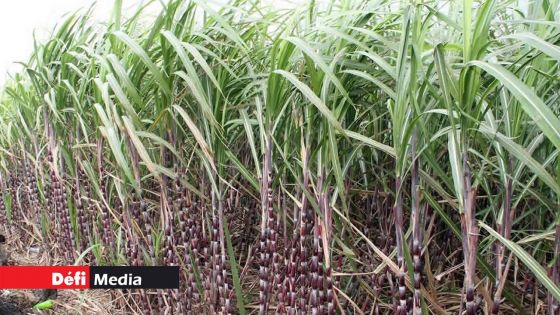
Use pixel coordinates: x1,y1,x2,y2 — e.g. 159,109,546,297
0,0,560,314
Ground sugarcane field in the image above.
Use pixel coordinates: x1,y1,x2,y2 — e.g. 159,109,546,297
0,0,560,314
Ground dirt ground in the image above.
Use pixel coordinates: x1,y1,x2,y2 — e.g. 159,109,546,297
0,228,128,315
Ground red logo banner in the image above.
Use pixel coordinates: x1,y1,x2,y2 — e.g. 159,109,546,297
0,266,90,289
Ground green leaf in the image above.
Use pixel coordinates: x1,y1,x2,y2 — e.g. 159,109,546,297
94,104,135,185
112,31,171,96
122,116,164,179
33,300,54,310
480,221,560,302
223,218,247,314
173,105,215,171
342,69,396,100
471,61,560,151
504,32,560,61
448,130,464,211
479,124,560,195
343,129,396,157
286,36,350,100
274,69,344,133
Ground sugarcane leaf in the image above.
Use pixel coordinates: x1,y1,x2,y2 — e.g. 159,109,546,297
471,61,560,150
447,130,464,210
240,109,261,179
136,131,179,157
107,74,140,125
174,70,217,127
355,50,397,79
274,69,344,133
173,105,215,171
223,218,247,314
504,32,560,61
479,125,560,195
112,31,171,96
342,69,396,99
286,36,350,101
106,54,143,105
183,42,222,93
94,104,135,185
122,116,161,179
343,129,395,157
480,222,560,302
